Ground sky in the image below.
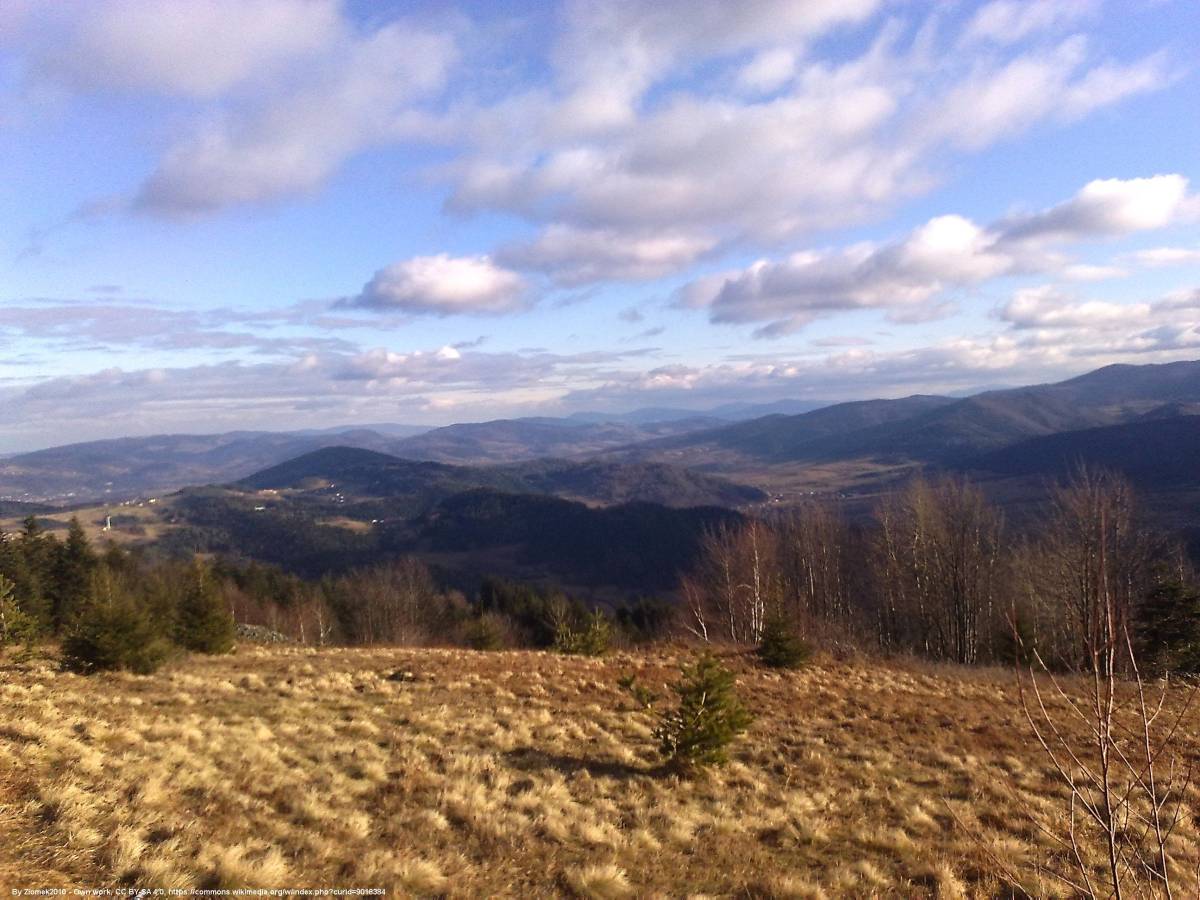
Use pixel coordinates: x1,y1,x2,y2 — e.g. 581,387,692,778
1,0,1199,452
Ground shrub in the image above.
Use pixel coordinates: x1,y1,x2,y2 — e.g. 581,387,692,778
61,573,171,675
1135,580,1200,675
464,612,511,650
655,653,753,772
617,673,658,710
756,612,810,669
554,608,612,656
175,561,235,654
0,573,39,652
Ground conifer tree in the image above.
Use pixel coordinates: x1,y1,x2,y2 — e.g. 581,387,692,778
0,573,37,650
756,611,811,669
61,568,170,674
0,533,46,630
50,518,97,631
655,653,753,772
13,517,53,628
175,560,235,654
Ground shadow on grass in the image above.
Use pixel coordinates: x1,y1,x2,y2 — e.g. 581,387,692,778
502,746,669,780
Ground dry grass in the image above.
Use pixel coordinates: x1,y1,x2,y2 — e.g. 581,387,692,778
1,645,1197,896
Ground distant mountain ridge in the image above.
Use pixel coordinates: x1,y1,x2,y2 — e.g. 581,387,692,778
612,360,1200,468
6,360,1200,503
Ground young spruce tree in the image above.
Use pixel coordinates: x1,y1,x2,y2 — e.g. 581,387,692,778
61,568,170,675
655,653,753,773
175,560,235,654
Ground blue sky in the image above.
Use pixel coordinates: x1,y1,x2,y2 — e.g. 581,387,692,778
1,0,1199,451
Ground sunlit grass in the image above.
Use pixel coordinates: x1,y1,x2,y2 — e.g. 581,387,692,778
1,645,1197,896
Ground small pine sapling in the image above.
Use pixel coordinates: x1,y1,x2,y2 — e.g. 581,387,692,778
654,653,753,773
756,611,811,669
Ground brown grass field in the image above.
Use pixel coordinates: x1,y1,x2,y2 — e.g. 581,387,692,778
2,645,1198,897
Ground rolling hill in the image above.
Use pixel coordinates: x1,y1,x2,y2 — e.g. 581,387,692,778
238,446,765,511
962,414,1200,488
0,415,727,503
0,428,405,503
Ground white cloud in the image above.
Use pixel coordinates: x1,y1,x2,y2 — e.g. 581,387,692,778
1061,264,1127,281
681,215,1012,335
29,0,341,98
1000,174,1191,242
134,22,456,214
919,37,1170,151
348,255,528,316
1126,246,1200,268
1000,285,1150,330
497,225,717,285
961,0,1099,47
436,9,1172,286
679,175,1197,336
737,48,797,93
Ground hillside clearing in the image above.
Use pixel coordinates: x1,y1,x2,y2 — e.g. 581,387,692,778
1,647,1198,896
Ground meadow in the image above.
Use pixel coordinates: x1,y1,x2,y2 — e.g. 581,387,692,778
4,644,1197,897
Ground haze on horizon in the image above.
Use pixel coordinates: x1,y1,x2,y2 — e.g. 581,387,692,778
2,0,1199,453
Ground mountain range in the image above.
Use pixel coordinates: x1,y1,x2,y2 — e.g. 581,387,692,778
4,360,1200,507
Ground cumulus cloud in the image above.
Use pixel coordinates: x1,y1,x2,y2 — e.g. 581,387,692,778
135,23,456,214
7,2,460,216
497,226,717,285
439,5,1172,283
999,285,1150,330
5,0,1179,251
347,255,528,316
679,175,1197,336
1000,175,1191,243
26,0,341,98
1003,282,1200,325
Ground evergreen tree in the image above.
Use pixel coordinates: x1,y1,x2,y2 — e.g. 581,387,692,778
655,653,753,772
1135,581,1200,675
61,569,170,675
0,573,38,650
50,518,97,631
554,607,613,656
756,611,811,669
13,518,53,629
175,560,235,654
0,534,46,630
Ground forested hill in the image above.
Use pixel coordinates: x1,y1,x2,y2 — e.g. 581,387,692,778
961,415,1200,487
160,484,741,590
238,446,765,510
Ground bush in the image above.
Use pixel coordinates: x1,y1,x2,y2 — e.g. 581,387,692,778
1135,580,1200,675
554,608,612,656
756,613,810,669
175,561,235,654
655,653,753,772
61,575,171,675
617,673,658,710
464,612,511,650
0,573,39,652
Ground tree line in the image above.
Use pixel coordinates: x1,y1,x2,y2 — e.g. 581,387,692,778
680,469,1199,674
3,467,1197,674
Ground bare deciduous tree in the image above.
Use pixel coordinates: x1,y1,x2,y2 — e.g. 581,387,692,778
1013,522,1199,897
875,477,1003,664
